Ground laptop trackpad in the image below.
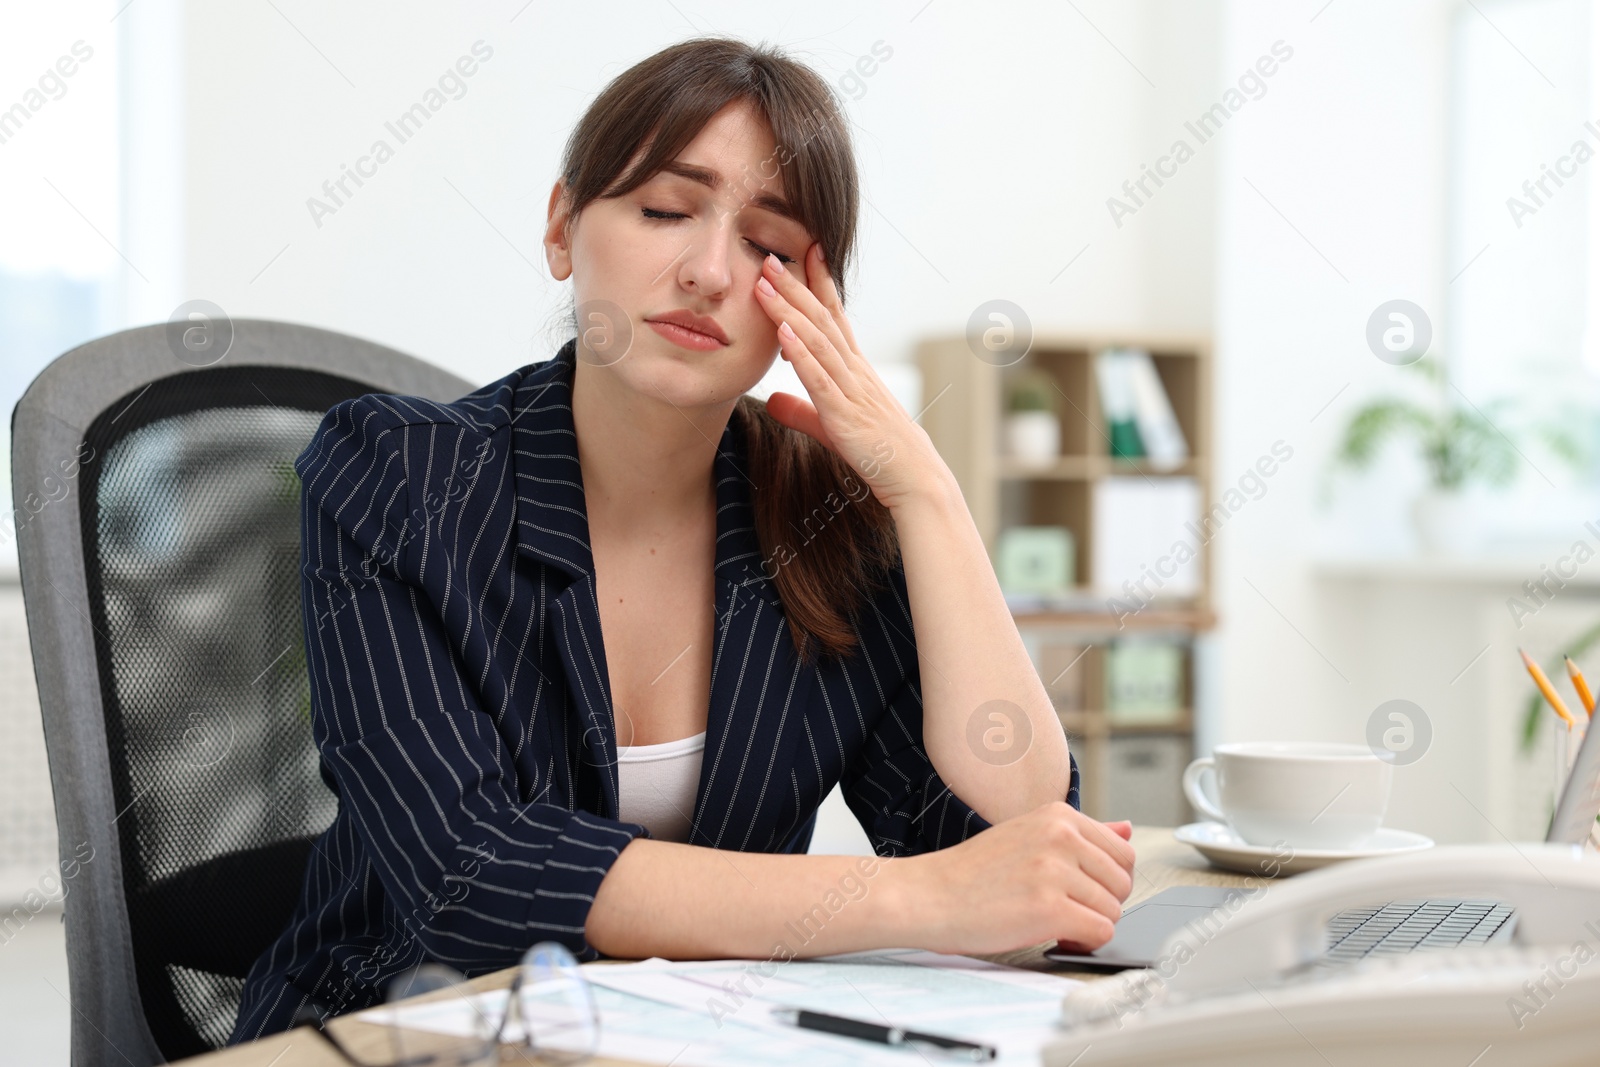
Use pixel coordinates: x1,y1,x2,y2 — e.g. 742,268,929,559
1042,886,1248,971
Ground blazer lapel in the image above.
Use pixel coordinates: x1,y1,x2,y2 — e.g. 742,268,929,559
510,340,806,849
687,417,813,850
505,342,615,816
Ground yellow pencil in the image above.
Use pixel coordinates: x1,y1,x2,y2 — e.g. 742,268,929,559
1522,649,1576,727
1565,656,1597,718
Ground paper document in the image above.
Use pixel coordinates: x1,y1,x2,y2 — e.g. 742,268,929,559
382,947,1083,1067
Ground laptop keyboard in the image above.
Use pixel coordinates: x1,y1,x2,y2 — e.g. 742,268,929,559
1319,899,1516,966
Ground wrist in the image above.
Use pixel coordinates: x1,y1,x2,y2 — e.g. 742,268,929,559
884,462,964,523
866,851,940,949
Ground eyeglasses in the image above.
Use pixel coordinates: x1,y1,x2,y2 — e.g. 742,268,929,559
292,941,600,1065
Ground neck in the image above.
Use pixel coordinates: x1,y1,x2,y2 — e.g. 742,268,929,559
570,357,733,535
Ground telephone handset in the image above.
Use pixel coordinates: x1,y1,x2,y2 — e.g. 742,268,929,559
1043,844,1600,1067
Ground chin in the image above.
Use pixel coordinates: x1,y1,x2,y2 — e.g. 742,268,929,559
619,347,740,406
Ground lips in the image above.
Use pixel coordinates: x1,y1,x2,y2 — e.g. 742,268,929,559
645,309,729,345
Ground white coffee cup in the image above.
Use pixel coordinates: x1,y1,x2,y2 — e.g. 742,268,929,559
1182,741,1393,850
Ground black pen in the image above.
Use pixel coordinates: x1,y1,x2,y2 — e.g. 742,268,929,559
769,1006,997,1061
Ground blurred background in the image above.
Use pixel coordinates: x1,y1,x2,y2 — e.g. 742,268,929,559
5,0,1600,1059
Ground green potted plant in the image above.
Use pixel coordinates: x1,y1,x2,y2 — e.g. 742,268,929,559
1331,358,1583,553
1004,370,1059,467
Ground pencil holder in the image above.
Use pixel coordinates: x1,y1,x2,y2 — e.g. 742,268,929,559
1555,718,1580,779
1554,718,1600,854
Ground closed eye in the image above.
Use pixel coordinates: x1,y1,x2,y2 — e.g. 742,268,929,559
752,239,796,265
640,207,795,265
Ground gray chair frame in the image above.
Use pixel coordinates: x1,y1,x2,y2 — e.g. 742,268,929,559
11,319,475,1066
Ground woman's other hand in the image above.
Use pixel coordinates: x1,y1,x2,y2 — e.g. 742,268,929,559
887,802,1137,957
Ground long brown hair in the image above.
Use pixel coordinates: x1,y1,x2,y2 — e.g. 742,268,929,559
556,36,900,664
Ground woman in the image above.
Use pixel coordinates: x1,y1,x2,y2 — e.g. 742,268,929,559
230,35,1134,1043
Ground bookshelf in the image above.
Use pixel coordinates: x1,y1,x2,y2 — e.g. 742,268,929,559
914,333,1215,822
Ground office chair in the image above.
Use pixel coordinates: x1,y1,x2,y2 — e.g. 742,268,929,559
11,320,475,1065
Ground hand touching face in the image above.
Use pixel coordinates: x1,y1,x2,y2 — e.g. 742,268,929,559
542,99,811,412
753,245,947,511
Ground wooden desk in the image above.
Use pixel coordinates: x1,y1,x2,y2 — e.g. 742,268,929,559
180,826,1252,1066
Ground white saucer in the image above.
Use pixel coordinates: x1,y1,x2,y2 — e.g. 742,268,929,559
1173,821,1434,876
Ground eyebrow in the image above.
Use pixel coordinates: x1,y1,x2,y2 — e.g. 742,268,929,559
656,160,802,223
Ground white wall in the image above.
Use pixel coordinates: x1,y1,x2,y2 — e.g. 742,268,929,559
1209,0,1594,843
1211,0,1456,749
164,0,1215,385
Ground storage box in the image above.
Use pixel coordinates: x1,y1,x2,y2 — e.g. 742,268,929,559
1106,734,1193,826
1104,639,1184,725
997,525,1075,595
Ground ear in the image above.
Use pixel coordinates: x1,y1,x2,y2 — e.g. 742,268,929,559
544,180,573,281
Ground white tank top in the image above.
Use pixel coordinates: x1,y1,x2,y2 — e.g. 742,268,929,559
614,730,707,843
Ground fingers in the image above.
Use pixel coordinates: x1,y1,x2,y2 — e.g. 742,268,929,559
771,316,847,412
1074,812,1136,873
752,252,857,385
1031,808,1134,907
1070,832,1135,903
764,392,831,448
802,243,861,354
768,246,858,363
1020,806,1133,911
1055,894,1117,949
1062,858,1125,925
756,267,858,394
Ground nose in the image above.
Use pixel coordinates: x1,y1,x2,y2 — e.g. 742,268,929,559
677,217,733,300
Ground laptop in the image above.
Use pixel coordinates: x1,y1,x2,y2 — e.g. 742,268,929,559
1045,721,1600,971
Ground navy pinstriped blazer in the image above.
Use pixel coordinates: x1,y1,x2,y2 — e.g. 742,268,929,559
228,337,1081,1042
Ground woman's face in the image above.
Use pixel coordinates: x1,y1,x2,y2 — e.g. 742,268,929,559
544,99,815,410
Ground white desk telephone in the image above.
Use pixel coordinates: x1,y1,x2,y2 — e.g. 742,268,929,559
1042,843,1600,1067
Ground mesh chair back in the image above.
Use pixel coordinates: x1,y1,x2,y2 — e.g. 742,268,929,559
13,321,474,1064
